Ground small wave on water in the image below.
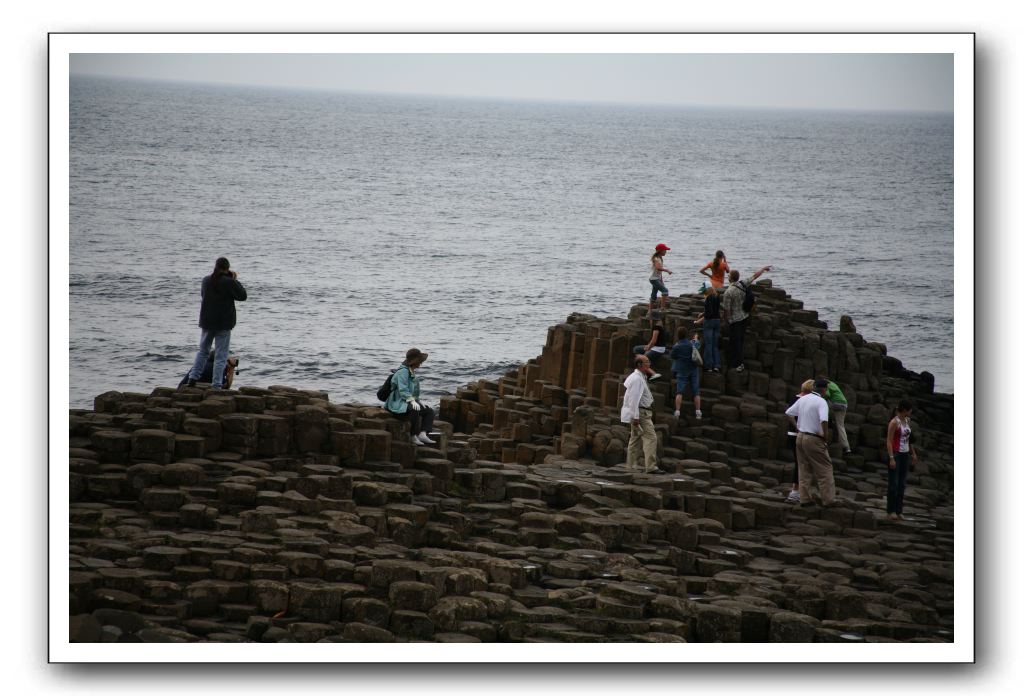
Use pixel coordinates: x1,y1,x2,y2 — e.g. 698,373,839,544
140,351,184,362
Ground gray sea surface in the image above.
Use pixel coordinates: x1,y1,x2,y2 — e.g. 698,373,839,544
69,76,954,408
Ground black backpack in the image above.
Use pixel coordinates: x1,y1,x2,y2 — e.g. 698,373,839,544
741,281,756,313
376,369,398,402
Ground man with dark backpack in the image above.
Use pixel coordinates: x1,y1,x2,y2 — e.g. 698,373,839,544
722,265,771,373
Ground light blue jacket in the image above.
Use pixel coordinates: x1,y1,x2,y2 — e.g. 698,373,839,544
384,364,421,414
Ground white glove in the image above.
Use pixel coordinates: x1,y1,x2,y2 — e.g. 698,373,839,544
407,397,421,411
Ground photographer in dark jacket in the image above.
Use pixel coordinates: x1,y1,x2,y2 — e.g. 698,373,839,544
185,257,247,389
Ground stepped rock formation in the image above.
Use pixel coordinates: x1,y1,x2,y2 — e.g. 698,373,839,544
67,281,954,644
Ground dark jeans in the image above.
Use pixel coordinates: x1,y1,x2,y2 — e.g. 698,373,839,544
887,452,911,514
398,402,435,436
702,318,721,369
728,318,748,368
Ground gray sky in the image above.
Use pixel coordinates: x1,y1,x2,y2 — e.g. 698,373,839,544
70,53,953,112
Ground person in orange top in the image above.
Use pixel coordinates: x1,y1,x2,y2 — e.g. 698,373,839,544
699,250,730,290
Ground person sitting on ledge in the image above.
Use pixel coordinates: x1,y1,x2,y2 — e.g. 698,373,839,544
178,351,239,389
385,347,437,446
633,310,668,381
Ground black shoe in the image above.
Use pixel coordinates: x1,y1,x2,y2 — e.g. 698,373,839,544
186,379,196,387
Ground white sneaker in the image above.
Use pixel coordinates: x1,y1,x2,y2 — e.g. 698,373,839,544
411,434,425,445
673,410,681,417
786,490,800,503
694,410,702,420
735,364,745,372
649,373,662,382
417,432,436,445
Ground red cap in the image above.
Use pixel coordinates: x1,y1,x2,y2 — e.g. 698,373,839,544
655,243,671,252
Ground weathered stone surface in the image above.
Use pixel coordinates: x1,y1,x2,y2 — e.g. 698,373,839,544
67,285,953,643
769,611,820,642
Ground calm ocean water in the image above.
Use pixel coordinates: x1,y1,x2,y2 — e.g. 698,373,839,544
68,76,954,408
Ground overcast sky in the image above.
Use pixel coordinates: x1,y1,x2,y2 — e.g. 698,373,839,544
70,53,953,112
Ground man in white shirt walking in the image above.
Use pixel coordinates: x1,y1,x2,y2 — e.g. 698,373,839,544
621,355,659,473
784,378,837,506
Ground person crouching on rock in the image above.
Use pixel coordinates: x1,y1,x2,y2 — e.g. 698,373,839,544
621,354,659,473
385,347,436,445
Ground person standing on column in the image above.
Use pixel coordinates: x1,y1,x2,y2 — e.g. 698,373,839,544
784,378,837,507
785,380,815,503
821,376,852,455
698,250,730,292
385,347,437,446
669,327,703,420
621,354,659,473
695,283,722,372
721,265,770,372
185,257,247,390
885,400,918,521
648,243,673,312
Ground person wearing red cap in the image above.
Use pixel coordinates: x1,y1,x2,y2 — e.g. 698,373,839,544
649,243,673,311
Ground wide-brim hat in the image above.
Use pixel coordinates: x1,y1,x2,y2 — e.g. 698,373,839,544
406,347,429,364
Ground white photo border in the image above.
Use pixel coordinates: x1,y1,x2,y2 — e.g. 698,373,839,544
50,31,974,663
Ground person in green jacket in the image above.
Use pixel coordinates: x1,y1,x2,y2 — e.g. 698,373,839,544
820,376,851,454
385,347,436,445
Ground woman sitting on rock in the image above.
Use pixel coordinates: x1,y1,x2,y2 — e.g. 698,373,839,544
633,310,668,381
385,348,436,446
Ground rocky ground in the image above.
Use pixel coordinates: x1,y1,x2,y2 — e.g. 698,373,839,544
68,281,954,643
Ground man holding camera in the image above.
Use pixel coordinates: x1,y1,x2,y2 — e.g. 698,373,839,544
185,257,247,390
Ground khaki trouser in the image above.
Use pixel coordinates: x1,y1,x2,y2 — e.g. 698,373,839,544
627,408,658,472
832,403,850,451
796,432,835,505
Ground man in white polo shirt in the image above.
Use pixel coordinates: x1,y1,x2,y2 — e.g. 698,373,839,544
784,378,836,506
621,354,659,473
